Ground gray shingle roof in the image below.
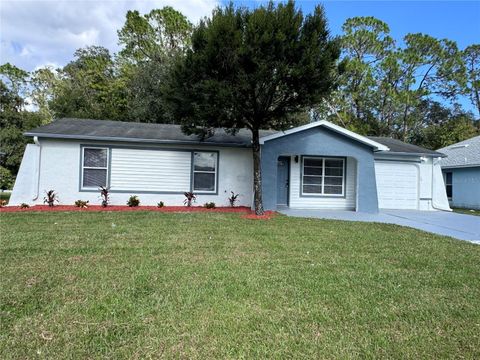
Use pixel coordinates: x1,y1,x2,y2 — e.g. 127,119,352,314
25,118,443,157
25,118,276,147
368,136,445,157
437,136,480,168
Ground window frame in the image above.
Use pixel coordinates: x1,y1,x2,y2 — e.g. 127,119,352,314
192,151,218,194
80,146,109,190
445,171,453,200
301,156,346,197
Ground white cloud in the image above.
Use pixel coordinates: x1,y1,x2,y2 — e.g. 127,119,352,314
0,0,218,71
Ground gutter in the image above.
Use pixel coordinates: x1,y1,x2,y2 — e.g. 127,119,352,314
375,151,447,158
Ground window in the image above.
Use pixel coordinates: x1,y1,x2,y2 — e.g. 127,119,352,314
82,147,108,189
445,172,452,199
302,157,344,196
193,152,217,192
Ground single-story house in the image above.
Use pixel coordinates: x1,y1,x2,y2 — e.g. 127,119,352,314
9,118,450,212
438,136,480,210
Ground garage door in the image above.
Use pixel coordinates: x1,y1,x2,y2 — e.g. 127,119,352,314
375,162,419,209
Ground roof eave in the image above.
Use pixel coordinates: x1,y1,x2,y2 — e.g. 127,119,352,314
440,163,480,169
24,132,252,148
376,150,446,158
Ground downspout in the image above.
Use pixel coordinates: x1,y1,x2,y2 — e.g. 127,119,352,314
32,136,42,201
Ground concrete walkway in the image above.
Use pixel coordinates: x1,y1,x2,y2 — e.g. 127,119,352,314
279,209,480,243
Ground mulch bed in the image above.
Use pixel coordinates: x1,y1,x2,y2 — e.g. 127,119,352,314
0,205,277,219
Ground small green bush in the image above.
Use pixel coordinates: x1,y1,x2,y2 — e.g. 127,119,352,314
74,200,89,208
127,195,140,207
157,201,165,208
20,203,30,209
204,202,216,209
0,166,14,191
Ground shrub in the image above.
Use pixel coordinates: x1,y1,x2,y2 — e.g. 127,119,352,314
127,195,140,207
157,201,165,208
183,192,196,207
228,191,240,207
204,202,216,209
0,166,14,191
0,199,7,207
20,203,30,209
99,186,110,207
43,190,58,207
74,200,89,208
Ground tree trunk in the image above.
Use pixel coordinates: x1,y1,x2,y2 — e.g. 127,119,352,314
251,128,264,215
474,88,480,118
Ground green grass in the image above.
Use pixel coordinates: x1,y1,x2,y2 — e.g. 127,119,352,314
453,207,480,216
1,212,479,359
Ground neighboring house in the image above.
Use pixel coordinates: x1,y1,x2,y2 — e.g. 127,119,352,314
438,136,480,210
9,118,450,212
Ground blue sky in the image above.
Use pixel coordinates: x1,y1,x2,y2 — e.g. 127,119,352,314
230,1,480,49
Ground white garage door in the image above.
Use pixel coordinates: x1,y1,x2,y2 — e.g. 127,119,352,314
375,162,419,209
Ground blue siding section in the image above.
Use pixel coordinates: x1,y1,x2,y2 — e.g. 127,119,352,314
443,167,480,209
261,127,379,213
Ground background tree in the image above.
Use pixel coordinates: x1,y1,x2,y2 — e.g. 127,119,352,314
118,7,192,63
409,100,478,149
323,16,476,145
332,17,394,134
0,63,44,178
117,7,193,123
50,46,128,120
169,1,340,214
461,44,480,117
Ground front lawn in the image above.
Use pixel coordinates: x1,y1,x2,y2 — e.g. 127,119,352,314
1,212,479,358
453,207,480,216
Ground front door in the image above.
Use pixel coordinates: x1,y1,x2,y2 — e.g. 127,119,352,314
277,156,290,206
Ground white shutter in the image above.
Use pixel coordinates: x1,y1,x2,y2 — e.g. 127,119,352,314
110,148,191,192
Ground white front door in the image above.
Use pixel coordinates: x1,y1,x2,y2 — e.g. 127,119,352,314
375,162,419,209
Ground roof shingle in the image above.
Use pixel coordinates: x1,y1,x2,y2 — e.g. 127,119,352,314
437,136,480,168
25,118,275,147
25,118,443,157
368,136,445,157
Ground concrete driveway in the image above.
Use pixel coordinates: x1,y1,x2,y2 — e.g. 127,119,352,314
279,209,480,243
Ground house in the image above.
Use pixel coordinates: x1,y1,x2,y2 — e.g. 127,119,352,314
9,118,450,212
438,136,480,210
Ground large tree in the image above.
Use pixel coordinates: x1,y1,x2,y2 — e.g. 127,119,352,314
50,46,128,120
461,44,480,117
117,7,193,123
169,1,340,214
0,63,44,178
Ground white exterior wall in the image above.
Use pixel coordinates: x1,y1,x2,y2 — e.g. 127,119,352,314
374,154,451,211
10,139,254,207
8,144,40,205
288,156,357,210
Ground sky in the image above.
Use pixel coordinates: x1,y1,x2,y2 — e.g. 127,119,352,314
1,0,479,72
1,0,479,111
